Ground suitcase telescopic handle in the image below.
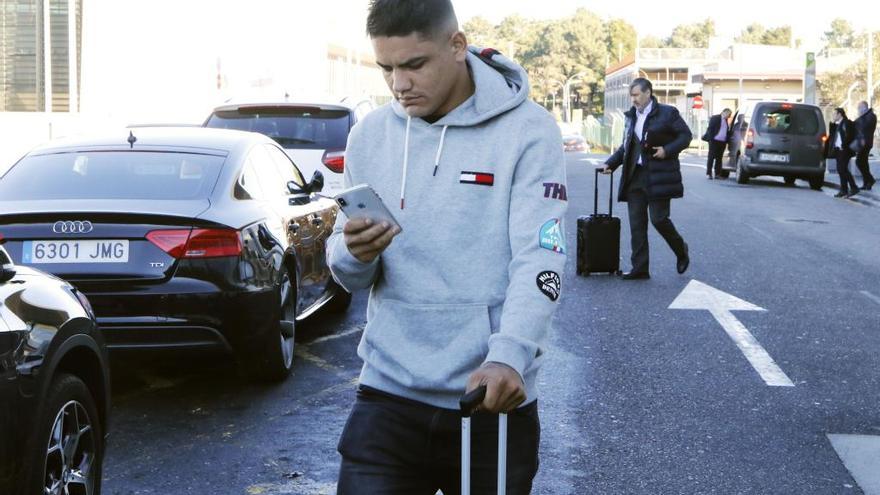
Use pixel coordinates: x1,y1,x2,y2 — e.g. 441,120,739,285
594,167,614,216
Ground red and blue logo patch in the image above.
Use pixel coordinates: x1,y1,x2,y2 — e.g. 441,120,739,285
460,171,494,187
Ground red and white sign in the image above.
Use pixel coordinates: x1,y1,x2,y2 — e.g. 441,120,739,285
692,95,704,110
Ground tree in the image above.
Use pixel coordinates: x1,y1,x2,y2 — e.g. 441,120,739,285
639,35,665,49
605,18,636,63
823,18,856,50
667,19,715,49
462,16,499,50
735,23,792,46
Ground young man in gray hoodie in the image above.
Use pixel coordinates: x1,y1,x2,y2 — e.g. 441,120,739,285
328,1,567,492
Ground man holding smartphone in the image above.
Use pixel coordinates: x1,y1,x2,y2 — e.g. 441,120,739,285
325,1,567,493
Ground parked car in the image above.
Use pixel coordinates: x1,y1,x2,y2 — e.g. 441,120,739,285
562,134,590,153
727,102,827,190
0,242,110,495
0,127,350,381
203,97,375,195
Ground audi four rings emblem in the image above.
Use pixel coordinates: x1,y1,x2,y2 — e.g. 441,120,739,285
52,221,94,234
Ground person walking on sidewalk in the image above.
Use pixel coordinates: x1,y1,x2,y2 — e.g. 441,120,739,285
327,1,567,493
853,101,877,190
601,78,691,280
703,108,732,179
825,107,860,198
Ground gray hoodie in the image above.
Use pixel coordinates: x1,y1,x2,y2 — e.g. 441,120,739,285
326,47,567,409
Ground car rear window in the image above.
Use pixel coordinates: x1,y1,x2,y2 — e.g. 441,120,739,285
205,107,351,150
754,106,820,135
0,151,224,200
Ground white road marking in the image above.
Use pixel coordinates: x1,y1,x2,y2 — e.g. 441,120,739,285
669,280,794,387
309,325,363,345
828,434,880,495
860,291,880,307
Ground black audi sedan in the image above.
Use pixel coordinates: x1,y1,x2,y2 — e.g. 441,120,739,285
0,243,110,495
0,127,349,381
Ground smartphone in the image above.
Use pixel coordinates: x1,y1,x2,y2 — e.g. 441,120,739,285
333,184,401,231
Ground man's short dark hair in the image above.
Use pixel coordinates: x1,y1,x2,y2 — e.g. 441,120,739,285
367,0,458,39
835,107,847,119
722,108,732,114
630,78,653,95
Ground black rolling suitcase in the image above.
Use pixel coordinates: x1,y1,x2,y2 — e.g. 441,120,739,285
576,167,621,276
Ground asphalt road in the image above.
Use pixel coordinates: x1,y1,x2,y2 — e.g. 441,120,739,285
102,152,880,494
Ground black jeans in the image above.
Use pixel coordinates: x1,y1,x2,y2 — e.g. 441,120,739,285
835,149,858,194
626,165,686,273
707,140,726,176
855,147,876,186
337,386,540,495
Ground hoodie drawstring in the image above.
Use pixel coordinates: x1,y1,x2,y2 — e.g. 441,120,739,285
399,120,449,210
400,116,411,209
433,125,448,177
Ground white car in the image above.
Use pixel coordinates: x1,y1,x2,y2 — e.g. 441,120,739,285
204,97,375,195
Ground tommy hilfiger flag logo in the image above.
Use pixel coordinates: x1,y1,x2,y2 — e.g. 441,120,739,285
460,171,494,186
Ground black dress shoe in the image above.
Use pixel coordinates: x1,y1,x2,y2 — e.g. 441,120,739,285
677,243,690,274
834,192,847,198
862,181,874,191
621,271,650,280
847,188,860,198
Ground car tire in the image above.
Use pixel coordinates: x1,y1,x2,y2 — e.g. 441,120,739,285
809,176,824,191
244,270,297,382
28,373,104,495
323,280,352,314
784,176,796,186
736,157,750,184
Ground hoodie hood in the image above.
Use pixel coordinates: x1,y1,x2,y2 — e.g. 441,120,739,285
391,46,531,208
390,46,530,127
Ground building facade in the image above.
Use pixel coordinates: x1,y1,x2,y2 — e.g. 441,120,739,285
0,0,82,112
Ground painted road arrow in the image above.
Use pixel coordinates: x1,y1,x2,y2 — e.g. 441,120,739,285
669,280,794,387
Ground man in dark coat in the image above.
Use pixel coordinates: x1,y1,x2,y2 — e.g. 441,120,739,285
602,78,691,280
703,108,732,179
825,107,859,198
853,101,877,190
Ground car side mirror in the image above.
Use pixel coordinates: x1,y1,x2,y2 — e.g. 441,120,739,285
308,171,324,194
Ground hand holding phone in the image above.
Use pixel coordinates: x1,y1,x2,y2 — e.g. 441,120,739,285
334,185,401,263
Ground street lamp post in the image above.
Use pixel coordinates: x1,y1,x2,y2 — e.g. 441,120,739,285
562,71,587,123
869,30,874,107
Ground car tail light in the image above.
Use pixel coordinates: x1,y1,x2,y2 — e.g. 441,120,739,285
746,129,755,149
781,103,793,109
147,229,242,259
820,133,828,144
184,229,242,258
146,230,190,259
322,150,345,173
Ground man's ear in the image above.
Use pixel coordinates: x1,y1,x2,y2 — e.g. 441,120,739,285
451,31,468,62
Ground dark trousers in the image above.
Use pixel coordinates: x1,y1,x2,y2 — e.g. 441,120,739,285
855,147,876,187
337,386,540,495
707,140,726,176
835,149,859,194
626,165,686,273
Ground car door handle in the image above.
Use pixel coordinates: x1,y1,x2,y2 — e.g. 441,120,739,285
288,223,301,234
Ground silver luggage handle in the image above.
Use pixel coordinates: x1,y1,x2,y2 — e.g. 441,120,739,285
460,385,507,495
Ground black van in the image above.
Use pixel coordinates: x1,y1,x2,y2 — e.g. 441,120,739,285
727,102,827,190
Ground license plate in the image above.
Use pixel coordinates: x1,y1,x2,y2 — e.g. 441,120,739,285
22,240,130,264
760,153,789,163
